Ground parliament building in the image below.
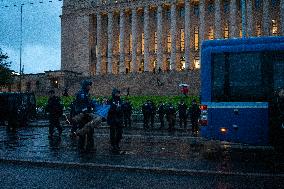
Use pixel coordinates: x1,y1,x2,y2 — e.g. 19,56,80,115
61,0,283,76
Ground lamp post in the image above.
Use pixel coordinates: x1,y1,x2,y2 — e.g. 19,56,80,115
19,4,23,92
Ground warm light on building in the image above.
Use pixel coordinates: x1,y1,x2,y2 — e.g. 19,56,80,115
60,0,283,76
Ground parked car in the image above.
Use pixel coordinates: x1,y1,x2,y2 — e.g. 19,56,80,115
0,92,36,129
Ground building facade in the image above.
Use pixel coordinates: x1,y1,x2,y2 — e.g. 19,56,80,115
0,70,83,96
61,0,284,76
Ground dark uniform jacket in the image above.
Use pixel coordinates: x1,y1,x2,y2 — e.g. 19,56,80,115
157,104,166,116
107,98,123,126
46,96,63,119
122,101,132,116
178,103,188,117
189,104,201,121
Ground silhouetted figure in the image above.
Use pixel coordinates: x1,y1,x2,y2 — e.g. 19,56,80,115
189,99,201,136
107,88,124,153
166,103,176,132
142,100,152,129
63,88,69,97
157,102,166,129
46,90,63,138
178,99,188,129
122,98,132,127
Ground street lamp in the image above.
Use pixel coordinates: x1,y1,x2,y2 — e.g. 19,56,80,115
19,4,24,92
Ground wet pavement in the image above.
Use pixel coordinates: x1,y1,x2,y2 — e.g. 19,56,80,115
0,122,283,177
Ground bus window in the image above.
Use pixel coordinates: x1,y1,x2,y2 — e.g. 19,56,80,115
212,51,284,102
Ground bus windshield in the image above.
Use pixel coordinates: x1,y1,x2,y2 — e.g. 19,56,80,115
212,51,284,102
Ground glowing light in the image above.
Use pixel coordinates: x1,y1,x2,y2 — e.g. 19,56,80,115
220,127,228,134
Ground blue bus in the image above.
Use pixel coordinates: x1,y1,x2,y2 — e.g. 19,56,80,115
200,37,284,146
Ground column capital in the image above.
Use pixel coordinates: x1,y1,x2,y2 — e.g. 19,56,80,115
144,5,149,12
157,5,163,12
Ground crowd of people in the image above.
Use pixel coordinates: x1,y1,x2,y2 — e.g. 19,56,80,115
36,80,284,154
45,80,203,154
141,99,201,135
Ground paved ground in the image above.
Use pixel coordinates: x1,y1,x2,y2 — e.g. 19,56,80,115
1,162,283,189
0,122,283,177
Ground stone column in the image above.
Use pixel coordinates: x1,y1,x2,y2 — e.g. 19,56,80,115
281,0,284,35
170,3,177,70
131,8,138,72
96,13,102,75
262,0,270,36
214,0,222,39
157,5,163,71
119,10,125,73
184,0,191,69
199,0,205,57
230,0,238,37
247,0,253,36
107,12,113,74
144,6,150,72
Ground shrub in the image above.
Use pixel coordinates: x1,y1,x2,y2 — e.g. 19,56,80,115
36,95,200,111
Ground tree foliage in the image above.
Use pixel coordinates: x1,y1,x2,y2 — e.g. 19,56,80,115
0,48,13,86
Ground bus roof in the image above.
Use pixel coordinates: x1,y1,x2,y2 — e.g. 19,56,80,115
201,36,284,49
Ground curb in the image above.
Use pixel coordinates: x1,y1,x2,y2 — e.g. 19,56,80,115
0,157,283,178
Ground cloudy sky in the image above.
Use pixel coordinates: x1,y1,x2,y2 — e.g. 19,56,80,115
0,0,62,74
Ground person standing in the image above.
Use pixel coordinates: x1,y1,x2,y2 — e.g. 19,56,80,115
46,90,63,138
63,88,69,97
149,100,156,129
166,103,176,132
189,99,201,136
142,100,152,129
181,86,189,97
107,88,124,153
178,99,188,129
122,98,132,128
71,80,99,152
157,102,166,129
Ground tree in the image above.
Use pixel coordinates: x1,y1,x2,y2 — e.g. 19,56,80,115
0,48,14,87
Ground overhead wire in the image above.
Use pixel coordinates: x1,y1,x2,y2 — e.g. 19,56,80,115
0,0,62,9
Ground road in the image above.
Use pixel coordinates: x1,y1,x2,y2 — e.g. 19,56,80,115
0,162,283,189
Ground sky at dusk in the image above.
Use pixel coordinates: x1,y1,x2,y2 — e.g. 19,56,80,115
0,0,63,74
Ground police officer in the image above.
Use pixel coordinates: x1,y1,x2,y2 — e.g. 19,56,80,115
46,90,63,138
71,80,97,152
157,102,166,129
189,99,201,136
107,88,124,153
166,103,176,132
178,99,188,129
122,98,132,128
149,100,156,128
75,80,93,114
142,100,152,129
